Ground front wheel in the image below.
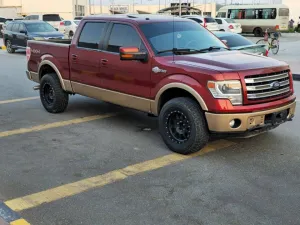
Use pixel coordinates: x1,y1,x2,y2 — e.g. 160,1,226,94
40,73,69,113
271,38,279,55
6,40,15,53
159,97,209,155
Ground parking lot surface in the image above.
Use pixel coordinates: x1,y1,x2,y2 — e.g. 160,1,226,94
0,37,300,225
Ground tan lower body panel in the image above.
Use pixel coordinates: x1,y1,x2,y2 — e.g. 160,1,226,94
205,101,296,132
71,82,153,113
26,71,39,83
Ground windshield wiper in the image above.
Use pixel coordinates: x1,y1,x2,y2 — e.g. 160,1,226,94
157,47,228,55
197,46,229,52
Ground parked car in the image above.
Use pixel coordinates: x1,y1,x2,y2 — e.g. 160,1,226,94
0,17,12,37
214,31,269,56
215,18,242,33
181,15,220,31
24,14,62,29
59,20,80,38
4,21,64,53
26,15,296,154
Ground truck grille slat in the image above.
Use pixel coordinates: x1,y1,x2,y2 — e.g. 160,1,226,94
244,70,291,101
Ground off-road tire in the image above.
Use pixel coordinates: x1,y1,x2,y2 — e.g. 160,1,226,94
159,97,209,154
6,40,15,53
40,73,69,113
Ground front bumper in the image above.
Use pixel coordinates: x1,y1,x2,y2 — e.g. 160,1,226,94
26,71,39,83
205,101,296,132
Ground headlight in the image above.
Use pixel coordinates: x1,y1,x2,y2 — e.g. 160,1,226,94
207,80,243,105
33,37,45,40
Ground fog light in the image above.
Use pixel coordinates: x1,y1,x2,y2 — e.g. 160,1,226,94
229,119,241,128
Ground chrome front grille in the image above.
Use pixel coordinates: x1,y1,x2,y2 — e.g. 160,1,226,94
245,70,290,101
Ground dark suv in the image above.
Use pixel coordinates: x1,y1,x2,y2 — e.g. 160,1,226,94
3,20,64,53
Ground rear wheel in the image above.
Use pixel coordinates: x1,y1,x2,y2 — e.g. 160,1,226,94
159,97,209,155
6,40,15,53
256,39,269,50
40,73,69,113
271,38,279,55
254,27,263,37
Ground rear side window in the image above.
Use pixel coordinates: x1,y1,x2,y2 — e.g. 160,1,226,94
11,23,20,32
43,14,61,21
107,24,142,53
19,23,26,32
189,18,203,23
78,22,106,49
204,17,216,23
279,8,289,17
217,12,226,18
215,19,222,24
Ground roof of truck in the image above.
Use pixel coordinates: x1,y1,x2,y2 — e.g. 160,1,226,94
83,14,188,24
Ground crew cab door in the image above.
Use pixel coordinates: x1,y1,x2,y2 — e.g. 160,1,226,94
100,22,152,100
69,21,107,87
16,23,28,47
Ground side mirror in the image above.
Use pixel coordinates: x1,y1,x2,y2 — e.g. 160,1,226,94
20,30,27,34
221,39,228,45
120,47,148,62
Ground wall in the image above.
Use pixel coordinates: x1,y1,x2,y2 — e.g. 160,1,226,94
1,0,21,6
282,0,300,22
0,6,21,18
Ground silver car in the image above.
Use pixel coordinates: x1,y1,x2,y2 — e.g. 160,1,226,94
181,15,220,31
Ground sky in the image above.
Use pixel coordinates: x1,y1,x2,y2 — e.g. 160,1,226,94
90,0,282,6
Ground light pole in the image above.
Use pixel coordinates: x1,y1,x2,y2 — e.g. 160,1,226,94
179,0,182,16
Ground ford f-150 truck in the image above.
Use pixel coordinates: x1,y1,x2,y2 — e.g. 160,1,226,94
26,15,296,154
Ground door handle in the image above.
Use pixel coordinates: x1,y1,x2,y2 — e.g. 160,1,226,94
101,59,108,65
71,54,78,60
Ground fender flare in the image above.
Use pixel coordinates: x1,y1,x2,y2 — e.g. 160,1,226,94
151,82,208,115
38,60,72,92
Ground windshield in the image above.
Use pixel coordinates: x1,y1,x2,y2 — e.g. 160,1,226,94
26,23,56,32
225,19,235,23
217,34,253,48
140,21,226,56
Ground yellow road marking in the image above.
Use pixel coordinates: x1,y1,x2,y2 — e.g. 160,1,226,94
1,46,6,50
5,139,235,212
0,97,39,105
10,219,30,225
0,113,118,138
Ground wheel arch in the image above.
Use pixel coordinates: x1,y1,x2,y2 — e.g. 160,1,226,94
152,83,208,115
38,60,72,92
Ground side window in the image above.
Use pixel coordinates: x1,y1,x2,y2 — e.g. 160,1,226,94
107,24,142,53
0,18,6,23
24,16,30,20
31,15,39,20
7,23,13,31
189,18,203,23
215,19,222,24
245,9,255,19
19,23,26,32
12,23,20,32
217,12,226,18
78,22,106,49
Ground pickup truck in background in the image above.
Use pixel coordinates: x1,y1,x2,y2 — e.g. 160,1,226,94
26,15,296,154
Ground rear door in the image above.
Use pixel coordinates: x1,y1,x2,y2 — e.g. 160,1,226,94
10,23,20,46
205,17,220,31
69,21,107,87
16,23,27,47
43,14,62,29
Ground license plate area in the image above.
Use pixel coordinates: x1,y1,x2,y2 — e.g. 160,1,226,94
264,109,289,125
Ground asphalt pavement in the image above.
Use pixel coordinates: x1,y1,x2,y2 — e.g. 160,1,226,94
0,46,300,225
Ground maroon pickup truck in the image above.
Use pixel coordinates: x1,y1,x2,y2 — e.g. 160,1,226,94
26,15,296,154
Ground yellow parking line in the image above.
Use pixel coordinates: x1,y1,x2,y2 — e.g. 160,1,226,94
10,219,30,225
5,139,235,212
0,97,39,105
0,113,118,138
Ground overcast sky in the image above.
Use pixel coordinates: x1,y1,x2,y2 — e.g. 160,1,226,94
90,0,282,6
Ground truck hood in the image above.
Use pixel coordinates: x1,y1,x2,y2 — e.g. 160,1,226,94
174,50,287,72
29,31,64,38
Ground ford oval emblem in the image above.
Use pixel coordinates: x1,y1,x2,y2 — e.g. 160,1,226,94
271,81,280,90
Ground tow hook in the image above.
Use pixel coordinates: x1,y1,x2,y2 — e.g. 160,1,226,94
33,85,40,90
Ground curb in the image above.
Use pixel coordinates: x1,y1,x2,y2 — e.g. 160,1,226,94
0,202,30,225
293,74,300,81
0,46,5,50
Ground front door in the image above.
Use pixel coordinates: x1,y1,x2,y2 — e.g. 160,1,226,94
16,23,28,48
69,21,107,88
100,23,152,100
10,23,20,46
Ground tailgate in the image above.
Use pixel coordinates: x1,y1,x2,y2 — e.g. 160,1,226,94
27,40,71,80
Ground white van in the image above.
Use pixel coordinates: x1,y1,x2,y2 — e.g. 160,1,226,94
24,14,62,30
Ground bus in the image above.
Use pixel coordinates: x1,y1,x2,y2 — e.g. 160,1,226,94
216,4,289,36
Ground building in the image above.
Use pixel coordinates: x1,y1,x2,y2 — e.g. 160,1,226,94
0,0,216,19
282,0,300,22
0,0,88,19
